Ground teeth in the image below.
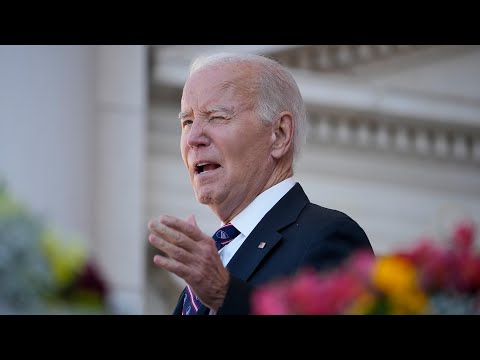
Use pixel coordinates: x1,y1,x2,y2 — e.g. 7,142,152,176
197,162,209,167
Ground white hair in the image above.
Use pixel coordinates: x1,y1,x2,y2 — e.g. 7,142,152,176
188,53,307,160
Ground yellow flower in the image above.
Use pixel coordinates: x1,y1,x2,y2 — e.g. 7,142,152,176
346,291,377,314
372,255,428,314
41,230,86,287
390,289,428,314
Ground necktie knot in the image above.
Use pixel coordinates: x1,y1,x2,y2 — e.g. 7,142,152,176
212,223,240,251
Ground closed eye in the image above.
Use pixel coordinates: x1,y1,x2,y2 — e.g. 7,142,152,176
209,116,226,121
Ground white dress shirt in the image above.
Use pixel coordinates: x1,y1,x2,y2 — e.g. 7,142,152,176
208,177,295,314
218,177,296,266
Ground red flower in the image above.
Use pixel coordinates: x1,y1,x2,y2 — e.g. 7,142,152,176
251,220,480,315
453,222,475,252
451,251,480,293
76,260,109,299
251,280,290,315
345,250,376,282
400,238,453,292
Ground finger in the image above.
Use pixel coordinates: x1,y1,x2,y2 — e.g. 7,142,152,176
148,217,161,234
149,216,191,240
149,222,197,252
153,254,190,280
160,215,210,243
186,214,197,227
148,233,194,263
148,218,190,247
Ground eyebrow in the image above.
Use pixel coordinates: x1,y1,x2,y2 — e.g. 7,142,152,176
178,105,235,120
178,110,191,120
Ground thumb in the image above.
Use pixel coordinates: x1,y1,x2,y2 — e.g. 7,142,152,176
186,214,198,227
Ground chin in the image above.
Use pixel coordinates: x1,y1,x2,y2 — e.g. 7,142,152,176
194,182,229,207
195,190,214,205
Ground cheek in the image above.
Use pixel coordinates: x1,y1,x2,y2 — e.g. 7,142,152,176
230,139,269,171
180,139,188,166
242,132,272,159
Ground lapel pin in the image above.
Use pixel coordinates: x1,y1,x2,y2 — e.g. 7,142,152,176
258,242,266,249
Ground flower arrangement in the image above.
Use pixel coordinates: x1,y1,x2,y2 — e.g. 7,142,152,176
0,181,109,314
41,230,109,312
251,221,480,315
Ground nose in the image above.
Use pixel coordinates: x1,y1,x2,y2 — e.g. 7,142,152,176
186,119,210,148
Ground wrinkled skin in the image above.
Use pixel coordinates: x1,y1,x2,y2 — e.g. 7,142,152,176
148,61,294,311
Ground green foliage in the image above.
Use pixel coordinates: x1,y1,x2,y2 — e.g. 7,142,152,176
0,181,108,314
0,182,55,312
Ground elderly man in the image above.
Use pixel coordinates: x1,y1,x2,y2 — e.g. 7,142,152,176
148,53,374,315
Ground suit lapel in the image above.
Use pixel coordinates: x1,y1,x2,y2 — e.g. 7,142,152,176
226,183,309,281
226,219,281,281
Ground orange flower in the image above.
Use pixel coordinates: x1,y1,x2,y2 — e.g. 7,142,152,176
251,220,480,315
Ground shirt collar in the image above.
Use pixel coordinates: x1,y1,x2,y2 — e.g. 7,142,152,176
229,178,296,238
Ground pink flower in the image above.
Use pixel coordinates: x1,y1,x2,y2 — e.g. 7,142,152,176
453,222,475,252
251,219,480,315
286,270,364,314
345,250,376,282
251,280,290,315
400,238,453,292
451,251,480,293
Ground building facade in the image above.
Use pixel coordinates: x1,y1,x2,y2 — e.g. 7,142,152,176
145,45,480,313
1,45,479,314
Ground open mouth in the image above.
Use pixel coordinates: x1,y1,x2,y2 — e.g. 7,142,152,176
195,162,221,174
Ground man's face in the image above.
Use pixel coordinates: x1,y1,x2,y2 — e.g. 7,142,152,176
179,63,275,221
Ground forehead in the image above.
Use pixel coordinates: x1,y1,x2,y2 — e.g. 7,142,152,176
181,63,256,110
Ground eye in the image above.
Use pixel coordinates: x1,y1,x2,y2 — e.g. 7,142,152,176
182,119,193,128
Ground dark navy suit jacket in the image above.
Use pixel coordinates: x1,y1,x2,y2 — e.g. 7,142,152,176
173,182,374,315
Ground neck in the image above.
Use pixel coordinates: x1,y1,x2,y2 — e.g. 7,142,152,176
214,158,293,223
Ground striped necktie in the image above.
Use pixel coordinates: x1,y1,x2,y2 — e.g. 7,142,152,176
181,223,240,315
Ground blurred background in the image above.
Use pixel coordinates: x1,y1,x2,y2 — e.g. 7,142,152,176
0,45,479,314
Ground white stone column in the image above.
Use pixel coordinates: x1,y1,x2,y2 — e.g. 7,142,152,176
93,45,147,314
0,45,95,248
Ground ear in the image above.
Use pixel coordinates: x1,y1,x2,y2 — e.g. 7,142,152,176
271,112,294,160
